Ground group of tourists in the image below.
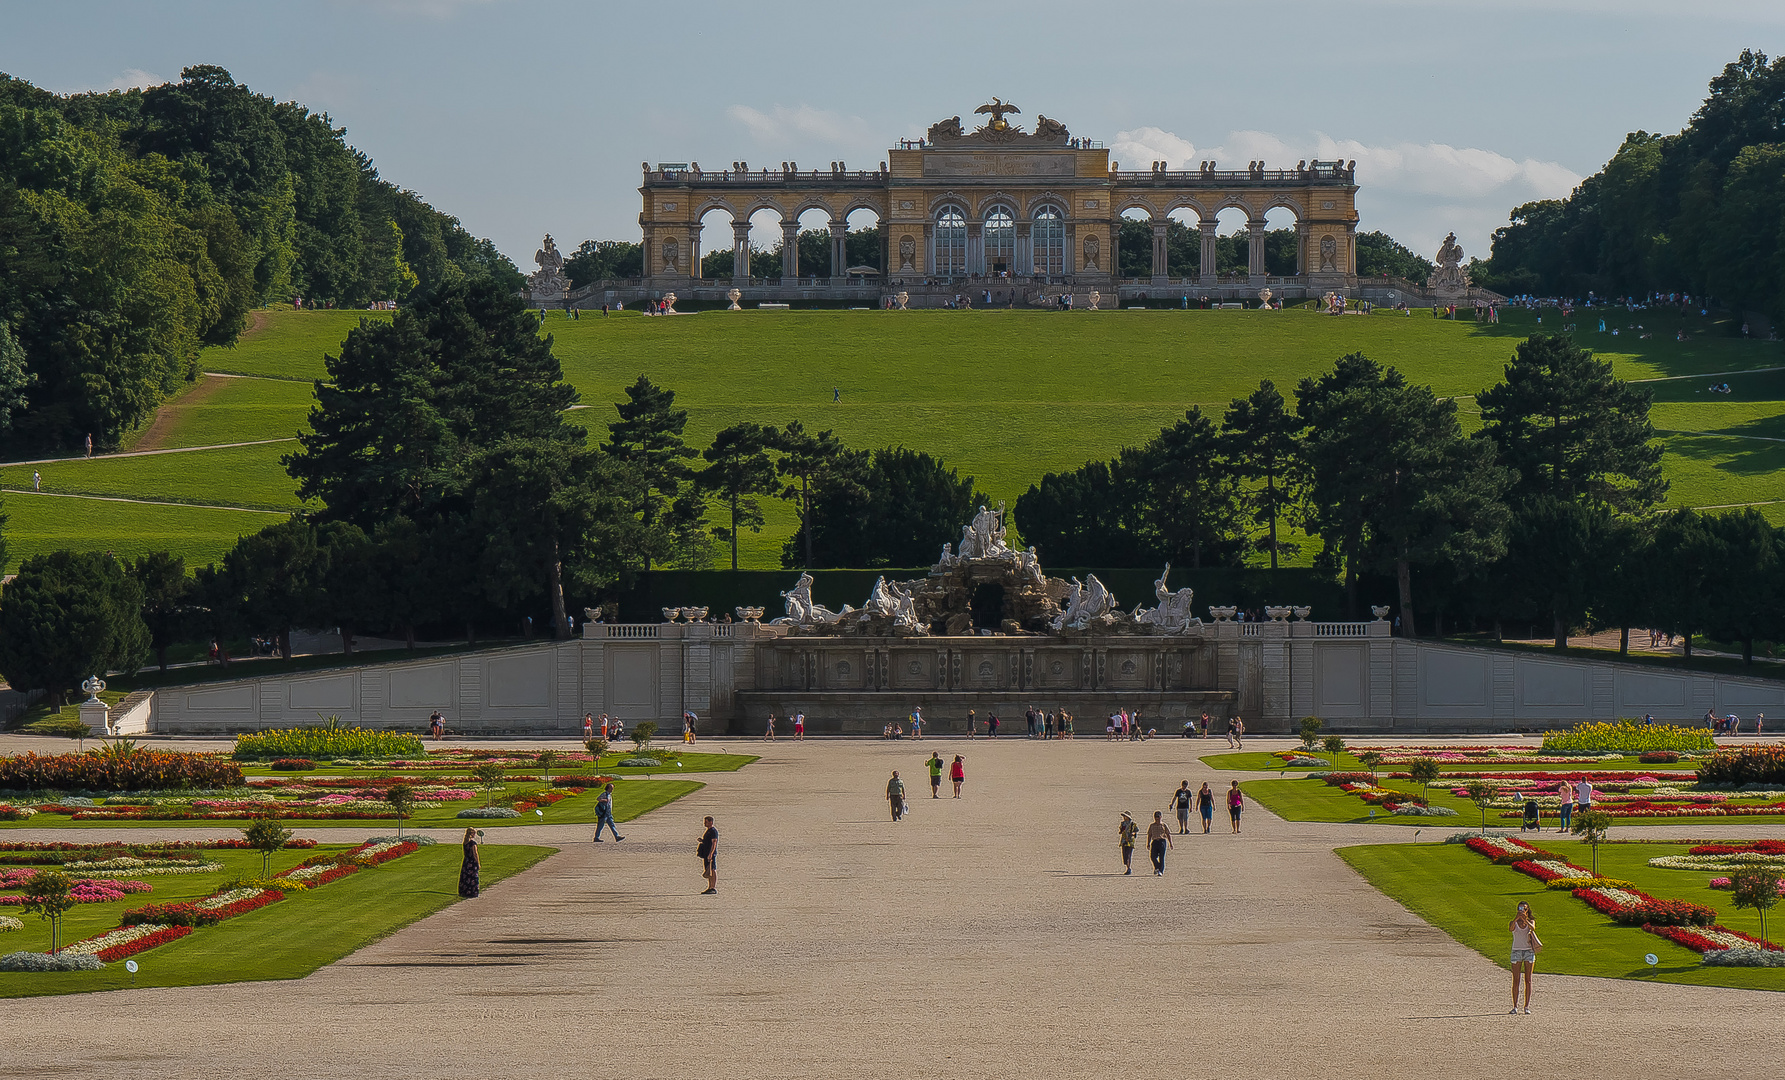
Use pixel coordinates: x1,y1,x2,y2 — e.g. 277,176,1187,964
1118,779,1246,876
1706,709,1765,736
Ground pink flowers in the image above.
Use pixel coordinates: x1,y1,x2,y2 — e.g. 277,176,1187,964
0,870,153,905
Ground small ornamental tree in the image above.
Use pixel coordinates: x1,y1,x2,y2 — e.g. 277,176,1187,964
583,736,609,760
1572,808,1612,875
535,751,560,784
1299,717,1323,752
1322,734,1346,769
1408,757,1441,788
1464,781,1497,835
22,870,75,953
1730,866,1783,944
1357,750,1383,781
242,814,294,878
385,783,416,839
631,721,657,754
471,763,507,807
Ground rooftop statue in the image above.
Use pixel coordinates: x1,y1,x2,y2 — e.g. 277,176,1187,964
528,234,569,298
974,97,1021,132
1428,232,1469,291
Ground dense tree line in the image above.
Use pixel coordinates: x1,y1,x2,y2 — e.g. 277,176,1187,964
1473,49,1785,320
0,66,521,453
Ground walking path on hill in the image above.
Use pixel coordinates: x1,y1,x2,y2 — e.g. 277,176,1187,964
1,437,296,468
1,736,1775,1079
0,487,287,514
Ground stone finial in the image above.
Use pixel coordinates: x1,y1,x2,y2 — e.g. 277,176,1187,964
1370,605,1391,621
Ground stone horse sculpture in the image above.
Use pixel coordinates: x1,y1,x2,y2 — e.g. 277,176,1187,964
773,572,850,625
1135,563,1197,632
1052,573,1116,630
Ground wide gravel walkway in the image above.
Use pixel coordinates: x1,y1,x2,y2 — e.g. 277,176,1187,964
4,735,1778,1078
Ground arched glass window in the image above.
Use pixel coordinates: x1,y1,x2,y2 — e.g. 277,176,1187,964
984,207,1014,273
934,207,966,275
1032,206,1064,276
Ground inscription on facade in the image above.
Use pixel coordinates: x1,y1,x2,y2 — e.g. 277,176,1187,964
924,153,1074,178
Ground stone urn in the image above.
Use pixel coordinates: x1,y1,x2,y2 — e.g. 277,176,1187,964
1370,605,1391,621
684,605,708,622
735,606,765,623
1208,605,1238,622
727,288,742,311
662,607,684,623
1292,605,1312,621
895,291,909,311
1264,605,1292,622
662,292,678,314
1258,287,1273,307
1088,291,1101,311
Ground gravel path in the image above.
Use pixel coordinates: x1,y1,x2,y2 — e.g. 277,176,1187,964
2,736,1778,1077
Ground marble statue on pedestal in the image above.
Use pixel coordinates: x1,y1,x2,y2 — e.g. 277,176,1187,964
1051,573,1115,630
773,572,851,625
1135,563,1198,632
527,234,569,303
1428,232,1469,292
958,501,1013,560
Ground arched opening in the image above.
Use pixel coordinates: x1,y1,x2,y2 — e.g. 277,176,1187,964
844,206,884,279
791,206,831,282
971,582,1005,631
1211,206,1251,279
983,204,1015,276
697,207,736,280
745,207,783,282
1166,207,1203,279
1031,205,1065,278
1262,205,1300,277
933,205,967,277
1118,206,1153,279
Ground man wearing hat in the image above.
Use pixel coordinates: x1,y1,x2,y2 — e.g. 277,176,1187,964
1117,812,1139,874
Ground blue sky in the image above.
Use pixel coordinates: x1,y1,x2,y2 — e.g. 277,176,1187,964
4,0,1782,270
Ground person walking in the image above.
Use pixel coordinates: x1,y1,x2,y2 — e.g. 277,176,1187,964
1230,716,1245,749
911,707,924,739
1167,781,1193,834
583,713,594,743
698,816,718,894
1118,812,1139,875
887,771,907,821
988,713,1000,737
793,712,805,740
31,470,40,492
429,710,445,740
1147,811,1173,876
592,783,624,841
927,752,945,798
682,710,698,743
966,708,976,738
1227,781,1245,833
458,827,480,898
1556,781,1574,832
765,712,777,740
949,754,965,797
1573,777,1594,814
1509,900,1542,1013
1199,711,1210,739
1197,781,1215,834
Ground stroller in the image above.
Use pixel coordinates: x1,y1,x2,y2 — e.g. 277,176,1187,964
1521,799,1542,832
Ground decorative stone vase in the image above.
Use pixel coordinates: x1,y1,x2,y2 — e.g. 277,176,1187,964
1208,606,1237,622
1292,605,1312,621
662,292,678,314
1258,287,1273,307
1088,291,1101,311
684,606,708,621
727,289,742,311
1264,605,1292,621
895,291,909,310
735,606,765,623
1370,605,1391,621
662,607,684,623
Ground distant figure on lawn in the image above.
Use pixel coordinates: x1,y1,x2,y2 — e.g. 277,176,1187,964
458,827,479,898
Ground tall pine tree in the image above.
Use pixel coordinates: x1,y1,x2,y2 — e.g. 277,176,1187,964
603,376,698,571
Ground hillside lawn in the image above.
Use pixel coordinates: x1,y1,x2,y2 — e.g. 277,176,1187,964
1338,839,1785,991
5,303,1781,571
0,842,553,998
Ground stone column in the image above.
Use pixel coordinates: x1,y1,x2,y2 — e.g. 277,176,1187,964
878,224,890,277
1295,222,1309,277
1108,221,1120,280
1199,221,1218,282
781,220,800,283
829,220,847,285
1151,220,1168,285
1342,224,1357,276
689,223,703,282
1248,220,1267,283
966,222,983,277
1015,221,1032,277
732,220,751,287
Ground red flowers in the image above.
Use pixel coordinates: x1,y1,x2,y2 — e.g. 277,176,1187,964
95,925,192,961
1689,840,1785,857
1573,889,1717,927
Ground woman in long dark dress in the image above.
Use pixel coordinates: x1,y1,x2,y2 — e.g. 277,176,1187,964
458,826,480,898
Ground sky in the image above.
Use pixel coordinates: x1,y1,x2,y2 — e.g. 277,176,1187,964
5,0,1783,272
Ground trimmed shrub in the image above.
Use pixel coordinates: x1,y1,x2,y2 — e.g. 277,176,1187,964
1703,947,1785,967
269,759,315,771
0,750,242,792
1638,751,1682,764
456,807,520,819
1698,746,1785,788
0,950,104,971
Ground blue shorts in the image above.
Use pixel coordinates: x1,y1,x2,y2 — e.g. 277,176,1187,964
1510,949,1536,965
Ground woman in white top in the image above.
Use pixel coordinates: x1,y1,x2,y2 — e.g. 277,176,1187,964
1509,901,1542,1014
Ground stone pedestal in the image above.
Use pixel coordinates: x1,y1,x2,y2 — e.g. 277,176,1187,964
79,699,110,736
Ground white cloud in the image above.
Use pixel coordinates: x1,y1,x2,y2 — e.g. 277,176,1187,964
1111,125,1583,255
727,104,874,150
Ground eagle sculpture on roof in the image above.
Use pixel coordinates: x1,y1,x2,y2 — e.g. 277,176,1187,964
974,98,1021,132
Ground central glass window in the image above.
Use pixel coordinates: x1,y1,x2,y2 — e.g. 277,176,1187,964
934,207,966,275
1033,206,1064,275
984,207,1014,273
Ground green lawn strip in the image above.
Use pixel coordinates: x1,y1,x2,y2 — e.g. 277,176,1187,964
2,443,308,513
1336,840,1784,990
235,751,758,778
0,779,703,830
8,691,128,734
0,843,553,998
1242,775,1785,828
0,494,274,575
199,308,389,380
125,375,316,450
1205,751,1700,773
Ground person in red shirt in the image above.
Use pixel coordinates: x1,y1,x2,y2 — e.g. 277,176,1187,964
949,754,965,798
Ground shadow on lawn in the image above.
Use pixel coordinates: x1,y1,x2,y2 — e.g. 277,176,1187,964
1664,430,1785,476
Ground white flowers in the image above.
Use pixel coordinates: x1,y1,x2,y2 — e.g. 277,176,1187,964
0,915,22,932
64,859,225,878
1649,853,1785,872
195,888,269,911
61,923,171,957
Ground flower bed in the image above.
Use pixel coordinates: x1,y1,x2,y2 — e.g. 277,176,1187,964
232,725,424,761
0,839,313,859
269,759,314,771
61,922,195,961
1640,751,1682,764
1645,923,1783,954
1573,887,1718,927
1649,851,1785,872
0,805,35,821
0,749,244,792
1698,746,1785,788
1702,946,1785,966
1464,836,1548,864
1509,858,1591,884
0,915,21,932
1542,721,1715,756
1708,876,1785,895
0,871,153,905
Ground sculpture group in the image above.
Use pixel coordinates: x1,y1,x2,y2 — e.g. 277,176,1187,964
773,508,1202,637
